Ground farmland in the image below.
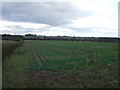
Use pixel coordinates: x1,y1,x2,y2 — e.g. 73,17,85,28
3,40,118,88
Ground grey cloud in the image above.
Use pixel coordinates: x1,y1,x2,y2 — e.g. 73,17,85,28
69,27,108,30
2,2,91,26
4,25,37,30
0,2,2,20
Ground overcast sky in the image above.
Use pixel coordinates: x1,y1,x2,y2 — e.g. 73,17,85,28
0,0,119,37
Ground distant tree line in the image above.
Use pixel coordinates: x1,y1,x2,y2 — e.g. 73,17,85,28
23,34,120,43
1,34,24,42
1,34,120,43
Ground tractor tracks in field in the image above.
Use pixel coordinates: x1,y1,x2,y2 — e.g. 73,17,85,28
31,48,43,65
30,47,50,66
33,48,48,62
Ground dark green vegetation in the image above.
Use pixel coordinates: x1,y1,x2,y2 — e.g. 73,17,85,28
2,40,24,61
3,40,118,88
2,34,24,41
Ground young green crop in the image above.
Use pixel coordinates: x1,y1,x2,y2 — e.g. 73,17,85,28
26,40,118,72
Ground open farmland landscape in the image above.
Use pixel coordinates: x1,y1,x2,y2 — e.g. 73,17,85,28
1,1,119,89
2,40,118,88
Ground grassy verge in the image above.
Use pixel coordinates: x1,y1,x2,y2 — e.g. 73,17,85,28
2,40,24,61
2,43,30,88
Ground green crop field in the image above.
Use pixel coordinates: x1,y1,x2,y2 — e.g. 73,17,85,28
3,40,118,88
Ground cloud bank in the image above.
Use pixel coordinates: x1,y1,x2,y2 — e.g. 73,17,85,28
1,0,119,37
